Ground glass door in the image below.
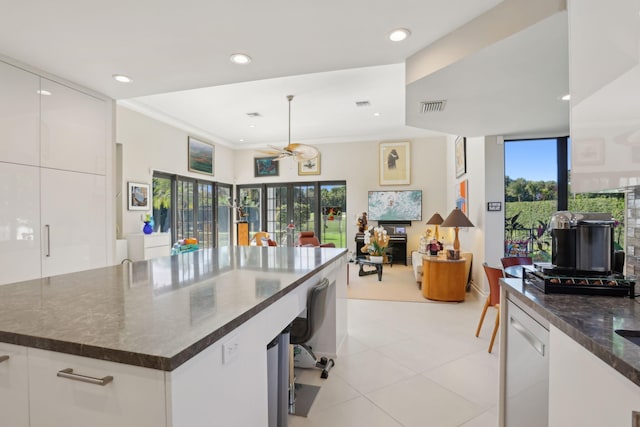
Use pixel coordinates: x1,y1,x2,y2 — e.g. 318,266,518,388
217,184,232,247
320,183,346,247
265,185,288,246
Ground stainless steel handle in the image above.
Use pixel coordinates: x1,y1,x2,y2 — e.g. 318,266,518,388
57,368,113,386
510,316,545,356
45,224,51,257
0,355,9,363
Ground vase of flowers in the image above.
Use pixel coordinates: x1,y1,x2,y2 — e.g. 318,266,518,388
361,225,389,263
142,214,153,235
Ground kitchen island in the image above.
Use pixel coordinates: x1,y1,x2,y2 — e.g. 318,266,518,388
0,246,347,427
500,277,640,426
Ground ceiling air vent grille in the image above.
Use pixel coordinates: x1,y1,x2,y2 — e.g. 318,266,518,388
246,112,261,118
355,100,371,107
420,100,447,113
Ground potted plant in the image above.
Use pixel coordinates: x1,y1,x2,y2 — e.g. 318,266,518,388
361,225,389,263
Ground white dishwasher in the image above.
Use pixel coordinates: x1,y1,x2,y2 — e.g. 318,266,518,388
504,298,550,427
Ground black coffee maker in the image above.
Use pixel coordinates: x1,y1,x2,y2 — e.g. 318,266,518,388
550,211,617,274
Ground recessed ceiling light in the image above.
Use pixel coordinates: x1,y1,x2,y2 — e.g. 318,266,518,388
112,74,132,83
561,94,570,101
373,112,381,117
389,28,411,42
36,89,52,96
230,53,252,65
239,138,245,142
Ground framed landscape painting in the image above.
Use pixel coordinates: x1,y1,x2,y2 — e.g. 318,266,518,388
379,141,410,185
188,136,214,175
254,156,279,177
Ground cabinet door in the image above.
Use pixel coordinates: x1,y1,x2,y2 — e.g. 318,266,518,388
0,343,29,427
41,169,106,277
0,162,41,285
28,348,166,427
0,61,39,166
40,78,107,175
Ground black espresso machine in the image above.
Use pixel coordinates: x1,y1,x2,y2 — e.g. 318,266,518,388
523,211,633,297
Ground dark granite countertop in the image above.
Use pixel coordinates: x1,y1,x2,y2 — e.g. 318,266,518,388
501,277,640,387
0,246,346,371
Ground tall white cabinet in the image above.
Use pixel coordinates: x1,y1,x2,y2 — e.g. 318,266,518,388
0,59,110,285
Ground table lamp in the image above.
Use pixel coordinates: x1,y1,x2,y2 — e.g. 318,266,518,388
426,212,444,241
441,207,474,255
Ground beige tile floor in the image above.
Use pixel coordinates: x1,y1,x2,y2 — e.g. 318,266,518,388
288,288,500,427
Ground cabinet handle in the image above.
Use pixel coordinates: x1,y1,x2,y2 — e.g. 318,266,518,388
45,224,51,257
0,355,9,363
57,368,113,386
510,316,546,356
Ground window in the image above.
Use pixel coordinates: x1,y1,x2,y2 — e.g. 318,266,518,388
236,181,346,247
152,172,231,248
504,137,624,260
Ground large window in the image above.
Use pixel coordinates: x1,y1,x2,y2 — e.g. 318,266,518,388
504,137,624,260
237,181,346,247
152,172,232,248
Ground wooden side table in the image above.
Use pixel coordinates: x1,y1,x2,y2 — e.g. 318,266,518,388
422,257,466,301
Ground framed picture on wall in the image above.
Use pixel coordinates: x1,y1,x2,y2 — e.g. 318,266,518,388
456,179,468,215
379,141,411,185
188,136,214,175
128,182,150,211
455,136,466,178
298,155,320,175
254,156,279,177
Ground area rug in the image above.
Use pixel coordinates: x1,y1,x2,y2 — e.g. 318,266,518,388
347,263,433,303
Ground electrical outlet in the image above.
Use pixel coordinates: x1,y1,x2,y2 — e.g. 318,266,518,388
222,336,240,364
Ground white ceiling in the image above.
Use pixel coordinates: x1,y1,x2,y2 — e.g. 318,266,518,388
0,0,568,148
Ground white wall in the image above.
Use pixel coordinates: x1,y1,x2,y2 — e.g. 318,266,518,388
234,137,449,255
115,105,506,291
116,106,235,236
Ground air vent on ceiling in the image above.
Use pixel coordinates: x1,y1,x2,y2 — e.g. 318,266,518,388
246,112,261,117
420,100,447,113
355,100,371,107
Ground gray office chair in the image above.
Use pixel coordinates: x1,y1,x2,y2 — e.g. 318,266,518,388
290,278,335,378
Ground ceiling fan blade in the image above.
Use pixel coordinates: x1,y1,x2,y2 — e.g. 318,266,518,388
290,144,319,161
257,149,281,156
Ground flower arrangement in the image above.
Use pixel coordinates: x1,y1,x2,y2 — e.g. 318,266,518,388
361,225,389,256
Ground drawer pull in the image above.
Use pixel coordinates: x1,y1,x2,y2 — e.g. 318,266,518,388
57,368,113,386
0,355,9,363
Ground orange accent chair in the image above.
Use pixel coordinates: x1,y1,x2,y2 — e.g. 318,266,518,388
476,262,504,353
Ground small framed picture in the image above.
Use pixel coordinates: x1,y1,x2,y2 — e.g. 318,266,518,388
254,156,279,177
188,136,214,175
298,155,320,175
128,182,150,211
379,141,411,185
455,136,467,178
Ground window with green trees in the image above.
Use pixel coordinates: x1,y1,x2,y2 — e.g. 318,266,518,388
504,138,624,261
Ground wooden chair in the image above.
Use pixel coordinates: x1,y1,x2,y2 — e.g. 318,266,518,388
500,256,532,269
476,262,503,353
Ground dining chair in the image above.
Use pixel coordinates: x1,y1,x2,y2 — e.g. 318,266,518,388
253,231,270,246
476,262,504,353
500,256,533,269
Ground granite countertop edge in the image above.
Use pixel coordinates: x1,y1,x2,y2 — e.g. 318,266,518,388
502,278,640,388
0,249,346,372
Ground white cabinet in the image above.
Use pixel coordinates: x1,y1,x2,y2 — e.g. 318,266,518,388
41,169,106,277
127,233,172,261
0,163,42,285
548,326,640,426
0,343,29,427
40,78,107,175
28,348,166,427
0,61,39,167
0,60,110,283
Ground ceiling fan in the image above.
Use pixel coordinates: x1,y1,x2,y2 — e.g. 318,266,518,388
258,95,319,162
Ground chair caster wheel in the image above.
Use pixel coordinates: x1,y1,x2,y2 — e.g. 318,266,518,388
319,356,328,365
321,370,328,379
